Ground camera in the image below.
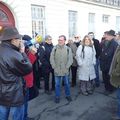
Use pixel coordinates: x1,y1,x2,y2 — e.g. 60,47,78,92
23,35,43,48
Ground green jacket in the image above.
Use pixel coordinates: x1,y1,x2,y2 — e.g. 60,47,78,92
50,45,73,76
110,46,120,88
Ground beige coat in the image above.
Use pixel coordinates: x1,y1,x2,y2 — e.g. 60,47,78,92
67,43,78,67
110,46,120,88
50,45,73,76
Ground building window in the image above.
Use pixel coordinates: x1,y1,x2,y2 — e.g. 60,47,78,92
88,13,95,32
68,10,77,38
116,16,120,32
114,0,119,6
102,15,109,23
0,10,8,22
106,0,113,5
31,5,45,38
100,0,106,3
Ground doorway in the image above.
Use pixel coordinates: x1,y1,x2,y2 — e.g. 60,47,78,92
0,2,15,27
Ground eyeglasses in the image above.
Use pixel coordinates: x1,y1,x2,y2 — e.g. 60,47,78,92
74,37,79,38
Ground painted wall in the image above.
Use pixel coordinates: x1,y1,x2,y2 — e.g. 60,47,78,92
2,0,32,36
2,0,120,44
30,0,120,42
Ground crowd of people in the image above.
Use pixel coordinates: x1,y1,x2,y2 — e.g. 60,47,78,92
0,26,120,120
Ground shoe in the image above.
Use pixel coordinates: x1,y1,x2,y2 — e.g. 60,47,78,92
55,97,60,103
45,90,52,95
71,84,75,87
81,91,89,96
104,90,112,95
71,83,76,87
26,117,33,120
37,86,42,89
51,88,55,91
66,96,72,102
87,90,93,95
95,83,100,87
112,115,120,120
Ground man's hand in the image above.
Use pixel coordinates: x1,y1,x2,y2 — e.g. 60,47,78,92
19,41,25,53
29,46,37,55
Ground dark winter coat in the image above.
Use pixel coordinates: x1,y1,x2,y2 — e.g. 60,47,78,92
100,39,118,72
0,42,32,107
38,42,54,73
93,38,101,59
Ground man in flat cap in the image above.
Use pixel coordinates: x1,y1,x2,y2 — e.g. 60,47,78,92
100,29,118,95
0,26,32,120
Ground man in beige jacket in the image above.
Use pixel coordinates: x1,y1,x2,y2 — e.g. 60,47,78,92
50,35,73,103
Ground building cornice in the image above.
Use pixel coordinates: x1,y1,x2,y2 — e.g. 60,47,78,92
71,0,120,10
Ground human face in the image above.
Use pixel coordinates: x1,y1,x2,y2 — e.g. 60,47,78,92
84,37,91,46
74,36,80,42
116,34,120,40
58,36,65,46
103,33,108,40
11,38,23,48
46,37,52,44
105,34,115,41
68,39,73,44
88,34,94,40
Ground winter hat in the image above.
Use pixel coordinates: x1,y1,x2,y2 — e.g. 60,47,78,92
22,35,32,41
0,26,22,41
107,30,116,36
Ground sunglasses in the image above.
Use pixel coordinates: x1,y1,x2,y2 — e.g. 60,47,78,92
74,37,79,38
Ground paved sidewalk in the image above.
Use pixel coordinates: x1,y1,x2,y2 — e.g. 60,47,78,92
28,83,117,120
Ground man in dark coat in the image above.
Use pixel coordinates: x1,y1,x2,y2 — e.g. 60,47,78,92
0,26,32,120
100,30,118,95
38,35,55,94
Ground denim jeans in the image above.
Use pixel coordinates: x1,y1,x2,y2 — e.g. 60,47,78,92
117,88,120,118
24,88,29,120
55,75,71,97
0,104,24,120
94,59,100,85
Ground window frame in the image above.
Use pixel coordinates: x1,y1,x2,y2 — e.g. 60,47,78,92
31,5,45,38
68,10,78,38
102,14,110,23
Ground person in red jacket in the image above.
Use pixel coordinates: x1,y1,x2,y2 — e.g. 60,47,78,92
22,35,38,120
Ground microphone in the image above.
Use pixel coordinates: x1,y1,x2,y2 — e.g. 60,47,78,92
24,35,43,47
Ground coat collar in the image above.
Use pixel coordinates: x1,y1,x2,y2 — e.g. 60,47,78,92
1,42,19,51
57,44,66,49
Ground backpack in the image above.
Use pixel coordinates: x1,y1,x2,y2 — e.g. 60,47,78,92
81,45,85,58
53,45,69,56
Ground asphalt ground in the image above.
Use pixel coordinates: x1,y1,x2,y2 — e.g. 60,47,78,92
28,81,117,120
